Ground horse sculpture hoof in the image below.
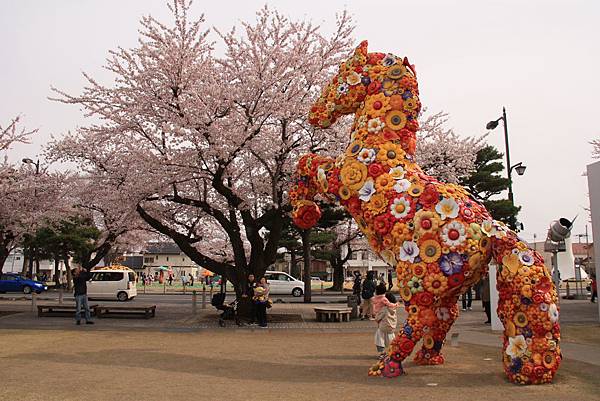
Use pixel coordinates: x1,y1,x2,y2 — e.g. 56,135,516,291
369,357,404,378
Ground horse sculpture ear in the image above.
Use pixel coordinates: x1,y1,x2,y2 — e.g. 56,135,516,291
355,40,368,56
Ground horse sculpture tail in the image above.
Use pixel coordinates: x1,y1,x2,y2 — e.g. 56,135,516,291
490,229,561,384
289,153,337,230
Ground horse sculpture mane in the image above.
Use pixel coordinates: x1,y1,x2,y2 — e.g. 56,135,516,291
289,40,561,384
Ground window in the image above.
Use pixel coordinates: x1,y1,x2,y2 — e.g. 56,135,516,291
15,256,20,260
144,257,154,264
1,274,17,281
166,257,169,261
91,272,124,281
182,257,185,261
277,274,291,281
128,272,136,282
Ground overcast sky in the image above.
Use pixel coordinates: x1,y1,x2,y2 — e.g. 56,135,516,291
1,0,598,243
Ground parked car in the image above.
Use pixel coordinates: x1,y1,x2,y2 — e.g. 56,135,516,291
0,273,48,294
311,276,322,282
88,269,137,301
264,271,304,297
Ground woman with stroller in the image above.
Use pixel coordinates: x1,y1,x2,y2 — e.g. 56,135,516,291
253,276,270,328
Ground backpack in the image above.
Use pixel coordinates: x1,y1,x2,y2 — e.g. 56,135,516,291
361,280,375,300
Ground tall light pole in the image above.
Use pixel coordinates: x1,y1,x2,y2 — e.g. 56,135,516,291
486,107,527,229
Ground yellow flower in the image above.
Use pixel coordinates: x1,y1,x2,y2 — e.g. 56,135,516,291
384,110,407,130
391,222,412,243
339,185,352,200
502,253,522,275
365,193,387,215
387,64,407,80
408,182,424,197
420,239,442,263
364,93,391,118
513,312,528,328
340,159,368,190
377,142,405,167
414,210,441,236
375,173,395,192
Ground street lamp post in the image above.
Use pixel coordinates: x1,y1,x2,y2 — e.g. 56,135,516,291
486,107,527,229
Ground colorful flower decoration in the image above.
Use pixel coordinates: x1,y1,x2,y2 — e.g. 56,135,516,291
291,40,560,385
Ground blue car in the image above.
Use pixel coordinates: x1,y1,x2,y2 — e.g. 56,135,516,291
0,273,48,294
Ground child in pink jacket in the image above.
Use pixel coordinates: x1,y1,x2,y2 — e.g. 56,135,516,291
372,283,398,356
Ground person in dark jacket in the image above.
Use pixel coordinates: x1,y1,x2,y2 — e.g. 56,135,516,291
387,269,393,291
243,274,257,324
481,276,491,324
361,271,377,320
72,267,94,325
352,271,362,296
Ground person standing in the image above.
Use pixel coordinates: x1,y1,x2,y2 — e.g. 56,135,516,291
361,271,376,320
481,276,491,324
387,269,393,291
461,286,473,311
72,267,94,325
243,274,257,324
189,273,194,287
352,271,362,296
168,274,173,286
253,277,270,328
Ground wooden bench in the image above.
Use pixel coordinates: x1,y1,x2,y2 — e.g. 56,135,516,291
95,305,156,319
314,306,352,322
37,304,98,317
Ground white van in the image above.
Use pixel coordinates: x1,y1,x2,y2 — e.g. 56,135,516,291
264,270,304,297
88,269,137,301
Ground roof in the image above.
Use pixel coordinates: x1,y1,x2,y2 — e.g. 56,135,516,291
144,242,182,255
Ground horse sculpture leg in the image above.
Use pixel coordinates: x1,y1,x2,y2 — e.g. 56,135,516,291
491,233,561,384
413,300,459,366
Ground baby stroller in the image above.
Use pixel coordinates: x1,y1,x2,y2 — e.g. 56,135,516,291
211,292,240,327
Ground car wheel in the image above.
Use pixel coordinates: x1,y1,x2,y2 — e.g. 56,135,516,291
22,286,32,294
292,288,303,297
117,291,128,302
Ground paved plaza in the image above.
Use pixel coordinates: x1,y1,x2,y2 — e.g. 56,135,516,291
0,295,599,400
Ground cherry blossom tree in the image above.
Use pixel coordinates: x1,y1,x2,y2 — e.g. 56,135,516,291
592,139,600,159
417,111,485,183
0,115,70,273
49,0,355,296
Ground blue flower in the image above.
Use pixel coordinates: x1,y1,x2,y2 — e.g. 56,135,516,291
509,357,523,374
440,252,464,276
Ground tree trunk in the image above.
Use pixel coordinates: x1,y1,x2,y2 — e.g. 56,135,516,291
64,257,73,291
0,246,8,274
290,248,300,279
330,256,345,292
301,230,312,303
27,253,34,278
34,257,40,280
54,257,60,288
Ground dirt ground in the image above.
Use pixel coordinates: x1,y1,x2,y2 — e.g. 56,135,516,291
1,329,598,401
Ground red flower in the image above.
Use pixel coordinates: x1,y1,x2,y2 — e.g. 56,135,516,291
399,339,415,355
419,183,439,208
293,203,321,230
536,276,552,293
368,163,386,178
367,52,385,65
374,214,393,235
382,128,400,141
415,291,433,307
533,365,546,378
367,81,382,95
347,197,361,215
447,272,465,288
532,292,544,304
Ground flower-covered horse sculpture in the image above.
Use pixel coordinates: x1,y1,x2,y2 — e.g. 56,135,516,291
290,41,561,384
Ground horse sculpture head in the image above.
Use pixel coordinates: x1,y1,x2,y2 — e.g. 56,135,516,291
309,40,421,156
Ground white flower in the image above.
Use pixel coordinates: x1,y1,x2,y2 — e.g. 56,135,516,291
358,178,376,202
506,335,527,358
380,249,397,267
357,115,367,128
518,251,534,266
382,53,396,66
436,307,450,321
441,221,466,247
389,166,405,180
346,71,361,86
337,83,349,94
390,197,411,219
393,179,411,193
548,303,559,323
435,197,459,220
367,118,385,133
357,148,376,164
399,240,419,263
